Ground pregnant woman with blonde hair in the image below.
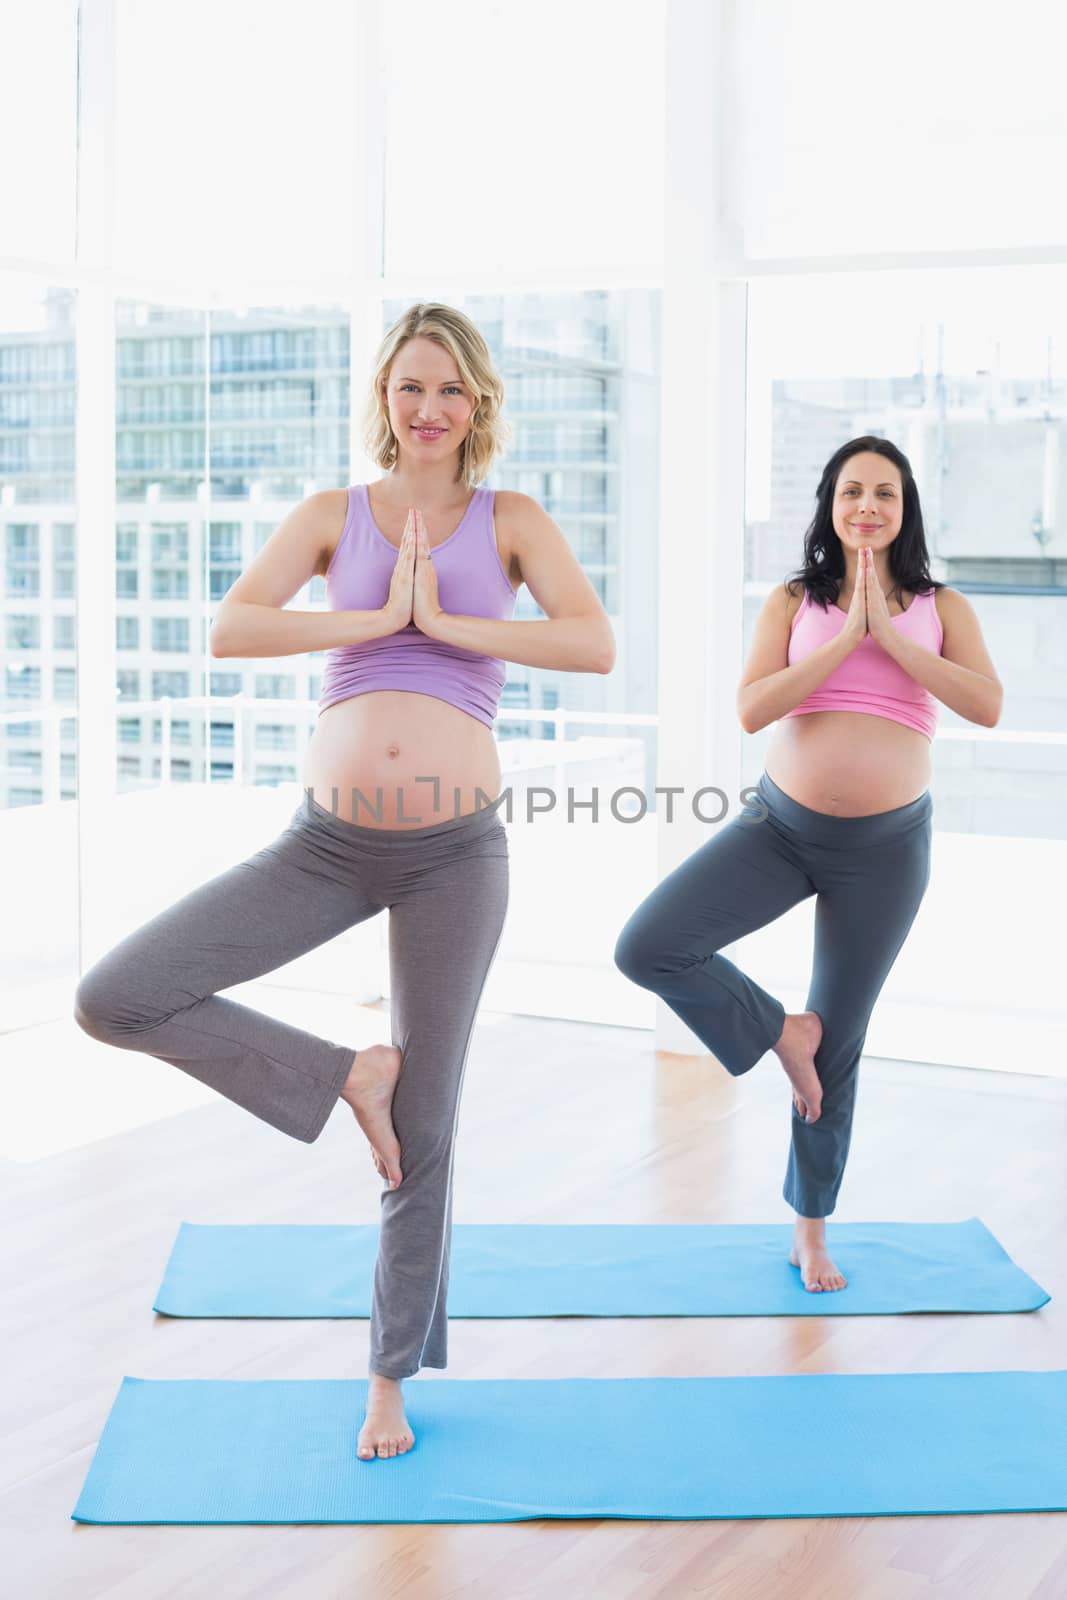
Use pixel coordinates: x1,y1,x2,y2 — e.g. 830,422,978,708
75,301,614,1460
615,435,1002,1293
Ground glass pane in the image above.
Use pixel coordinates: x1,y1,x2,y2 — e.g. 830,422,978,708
205,298,349,793
731,0,1067,258
0,2,77,264
743,266,1067,1072
114,0,359,290
383,1,665,280
0,275,79,1030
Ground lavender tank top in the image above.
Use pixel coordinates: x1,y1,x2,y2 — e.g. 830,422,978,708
783,584,944,740
318,482,518,727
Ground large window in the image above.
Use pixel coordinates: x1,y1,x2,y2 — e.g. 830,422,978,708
8,0,1060,1078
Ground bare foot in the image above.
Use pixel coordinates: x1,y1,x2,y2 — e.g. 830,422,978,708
339,1045,404,1188
357,1375,415,1460
772,1010,823,1122
789,1219,847,1292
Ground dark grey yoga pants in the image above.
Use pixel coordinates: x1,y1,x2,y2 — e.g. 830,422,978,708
613,770,932,1218
74,789,510,1380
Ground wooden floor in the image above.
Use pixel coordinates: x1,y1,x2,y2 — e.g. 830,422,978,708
4,999,1067,1599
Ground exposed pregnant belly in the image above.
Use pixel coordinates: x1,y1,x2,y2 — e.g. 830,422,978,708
763,711,931,816
301,690,502,828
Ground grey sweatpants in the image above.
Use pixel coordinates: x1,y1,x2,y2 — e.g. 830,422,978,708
74,788,510,1380
614,770,932,1218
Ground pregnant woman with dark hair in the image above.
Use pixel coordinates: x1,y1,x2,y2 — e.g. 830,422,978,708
615,435,1002,1294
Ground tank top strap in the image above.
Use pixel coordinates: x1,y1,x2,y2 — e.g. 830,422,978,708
789,584,810,632
471,484,498,552
349,483,378,549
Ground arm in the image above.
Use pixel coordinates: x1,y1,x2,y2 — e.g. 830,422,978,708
420,491,616,674
737,584,861,734
208,489,394,659
211,605,394,659
869,587,1003,727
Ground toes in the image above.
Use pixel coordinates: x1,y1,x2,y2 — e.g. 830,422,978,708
369,1148,403,1188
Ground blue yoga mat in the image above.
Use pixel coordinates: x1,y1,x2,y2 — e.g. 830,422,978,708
72,1370,1067,1523
153,1218,1049,1318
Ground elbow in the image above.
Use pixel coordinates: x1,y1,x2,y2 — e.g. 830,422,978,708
986,682,1004,727
588,620,616,674
736,696,757,736
208,606,234,658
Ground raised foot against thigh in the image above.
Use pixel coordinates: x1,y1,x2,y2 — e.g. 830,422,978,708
772,1009,824,1122
357,1376,415,1460
789,1218,847,1293
339,1044,404,1188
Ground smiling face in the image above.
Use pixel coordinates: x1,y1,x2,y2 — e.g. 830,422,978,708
382,335,476,461
831,451,904,552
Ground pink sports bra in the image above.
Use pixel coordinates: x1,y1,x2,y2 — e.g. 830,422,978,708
782,585,944,740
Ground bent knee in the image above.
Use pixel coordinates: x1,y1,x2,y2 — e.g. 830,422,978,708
72,969,121,1041
613,926,661,988
73,964,161,1042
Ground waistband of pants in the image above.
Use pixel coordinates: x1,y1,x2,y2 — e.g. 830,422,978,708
297,786,507,849
751,770,932,845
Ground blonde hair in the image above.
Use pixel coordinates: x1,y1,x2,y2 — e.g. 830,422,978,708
361,302,511,487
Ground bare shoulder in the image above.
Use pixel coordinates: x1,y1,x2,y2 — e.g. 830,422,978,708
492,488,541,538
931,583,972,631
314,487,353,576
496,486,568,520
749,578,804,630
928,585,1000,696
933,582,986,630
739,579,806,690
491,489,554,582
932,583,963,616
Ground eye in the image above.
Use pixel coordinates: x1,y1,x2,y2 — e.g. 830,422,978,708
399,383,463,394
